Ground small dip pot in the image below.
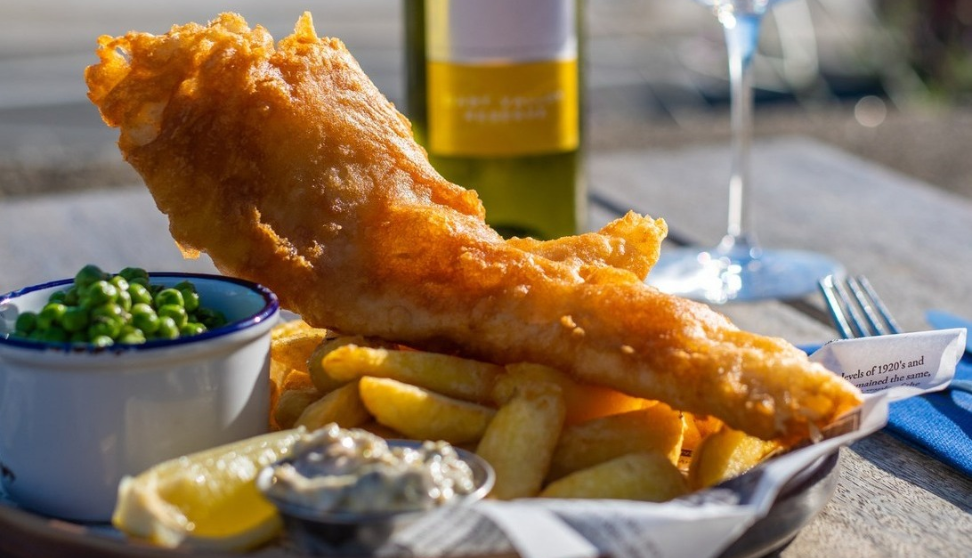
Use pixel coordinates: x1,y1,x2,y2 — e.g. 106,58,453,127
0,273,279,522
257,439,495,555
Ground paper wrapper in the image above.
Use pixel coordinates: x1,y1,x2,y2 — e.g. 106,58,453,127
339,329,964,558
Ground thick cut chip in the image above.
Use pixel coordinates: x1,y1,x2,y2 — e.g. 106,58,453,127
500,362,649,425
271,328,332,373
358,376,495,444
678,413,724,470
477,379,565,500
688,426,781,490
280,370,315,392
268,358,292,389
322,345,504,404
295,380,371,430
271,319,312,340
540,452,688,502
307,335,400,393
548,404,683,481
272,384,321,430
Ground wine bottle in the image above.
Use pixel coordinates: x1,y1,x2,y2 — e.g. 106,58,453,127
404,0,585,240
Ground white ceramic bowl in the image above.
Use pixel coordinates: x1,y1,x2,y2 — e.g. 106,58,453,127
0,273,279,522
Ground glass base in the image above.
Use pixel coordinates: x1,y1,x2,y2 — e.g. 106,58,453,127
646,244,844,304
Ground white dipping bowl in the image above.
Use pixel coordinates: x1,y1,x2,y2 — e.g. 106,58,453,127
0,273,279,522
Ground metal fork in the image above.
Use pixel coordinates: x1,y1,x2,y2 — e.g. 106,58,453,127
817,274,901,339
819,274,972,394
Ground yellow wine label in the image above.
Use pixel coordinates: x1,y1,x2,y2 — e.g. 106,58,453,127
427,60,579,156
424,0,579,157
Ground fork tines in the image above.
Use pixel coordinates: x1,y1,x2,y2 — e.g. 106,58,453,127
818,274,902,339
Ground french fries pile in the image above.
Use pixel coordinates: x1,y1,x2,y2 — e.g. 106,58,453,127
268,320,784,501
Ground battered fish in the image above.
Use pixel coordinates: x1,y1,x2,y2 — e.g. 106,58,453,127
85,13,861,442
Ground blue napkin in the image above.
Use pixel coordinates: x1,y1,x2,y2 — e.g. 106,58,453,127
802,345,972,477
885,355,972,477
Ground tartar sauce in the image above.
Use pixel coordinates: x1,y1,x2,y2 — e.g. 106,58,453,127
265,424,477,513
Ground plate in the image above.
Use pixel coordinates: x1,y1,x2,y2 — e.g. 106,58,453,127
0,451,840,558
718,451,840,558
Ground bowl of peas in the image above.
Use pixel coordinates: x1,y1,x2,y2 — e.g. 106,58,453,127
0,265,280,522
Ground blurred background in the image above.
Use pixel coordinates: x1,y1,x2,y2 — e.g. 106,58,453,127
2,0,972,200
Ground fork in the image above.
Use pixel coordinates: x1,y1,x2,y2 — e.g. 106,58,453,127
818,274,972,394
817,274,901,340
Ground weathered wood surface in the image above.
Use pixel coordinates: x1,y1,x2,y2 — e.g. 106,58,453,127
589,137,972,557
1,137,970,557
591,136,972,345
0,187,218,293
790,433,972,558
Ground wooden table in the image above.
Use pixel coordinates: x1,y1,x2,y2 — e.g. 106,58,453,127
589,137,972,557
1,137,970,557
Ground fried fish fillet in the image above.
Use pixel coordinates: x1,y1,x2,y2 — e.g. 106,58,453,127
85,13,861,442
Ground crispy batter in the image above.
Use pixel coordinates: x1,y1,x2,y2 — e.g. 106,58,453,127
506,211,668,281
85,12,861,442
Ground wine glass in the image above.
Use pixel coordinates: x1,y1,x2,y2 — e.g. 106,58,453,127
646,0,842,303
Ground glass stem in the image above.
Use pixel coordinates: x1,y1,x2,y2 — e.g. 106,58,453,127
718,11,764,256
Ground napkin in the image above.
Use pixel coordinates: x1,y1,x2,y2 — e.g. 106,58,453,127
803,338,972,478
885,355,972,477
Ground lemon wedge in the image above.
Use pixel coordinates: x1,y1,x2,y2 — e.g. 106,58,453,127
112,428,305,551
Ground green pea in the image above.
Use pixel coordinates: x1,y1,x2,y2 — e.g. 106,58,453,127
61,306,90,332
127,283,153,306
131,303,160,334
180,290,200,313
180,322,207,337
90,335,114,348
118,328,146,345
173,280,197,294
196,307,227,330
75,264,108,289
119,267,149,284
83,281,118,307
37,303,67,330
70,331,88,344
90,302,126,322
14,312,37,335
41,327,68,343
154,288,184,309
116,289,132,312
158,304,188,329
88,316,122,340
63,287,80,306
110,275,129,293
155,316,180,340
48,291,67,304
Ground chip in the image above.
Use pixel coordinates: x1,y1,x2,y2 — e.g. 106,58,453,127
358,376,496,444
477,378,565,499
547,404,684,481
541,452,689,502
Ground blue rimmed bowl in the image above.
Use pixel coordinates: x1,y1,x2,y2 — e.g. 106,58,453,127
0,273,279,522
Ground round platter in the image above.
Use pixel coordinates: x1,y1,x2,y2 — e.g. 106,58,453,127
719,451,841,558
0,451,840,558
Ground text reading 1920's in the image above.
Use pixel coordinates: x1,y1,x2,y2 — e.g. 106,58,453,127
840,355,931,392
